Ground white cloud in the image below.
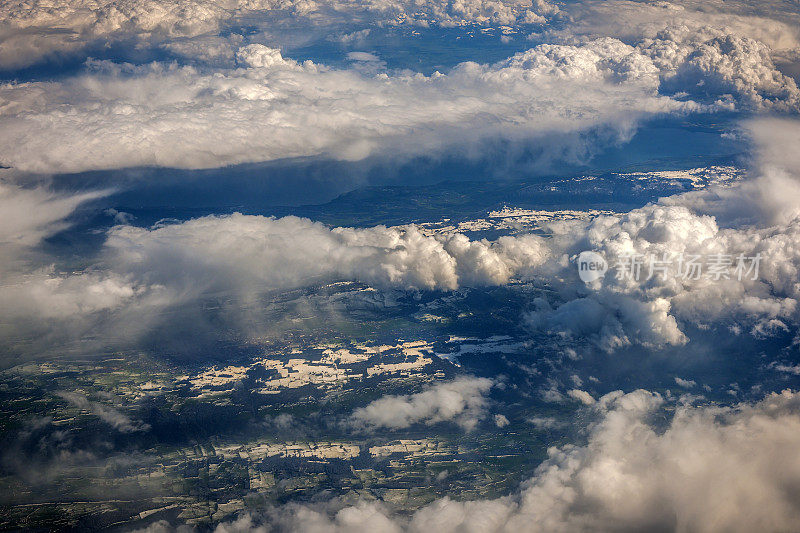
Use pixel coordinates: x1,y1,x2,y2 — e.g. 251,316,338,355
567,388,595,405
0,0,563,69
2,22,796,176
535,1,800,111
516,117,800,351
0,178,105,252
350,377,494,430
493,413,510,427
4,115,800,357
0,209,550,359
103,214,549,293
347,51,380,62
0,180,126,321
527,416,563,429
4,120,800,360
0,41,692,174
5,120,800,356
0,180,165,356
253,389,800,533
650,33,800,111
527,293,687,351
556,0,800,52
0,271,146,320
0,0,258,69
525,197,800,349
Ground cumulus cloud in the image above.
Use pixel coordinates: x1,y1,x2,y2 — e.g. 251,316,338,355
5,120,800,357
0,179,166,360
0,271,150,321
0,40,693,174
566,388,595,405
648,32,800,111
350,376,494,430
0,0,248,69
9,0,800,77
0,0,562,69
528,1,800,111
493,413,510,427
245,389,800,533
511,116,800,351
104,213,549,293
0,208,550,361
556,0,800,52
516,112,800,352
2,0,799,181
527,293,687,351
4,116,800,364
0,182,547,313
527,416,563,429
524,199,800,350
3,19,797,175
5,117,800,357
5,4,800,528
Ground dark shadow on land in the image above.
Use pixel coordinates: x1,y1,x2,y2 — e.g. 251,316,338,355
38,114,745,256
43,114,744,208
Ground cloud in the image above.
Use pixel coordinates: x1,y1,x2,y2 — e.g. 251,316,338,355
556,0,800,52
527,416,563,429
57,391,148,433
103,214,549,293
2,0,799,181
526,293,687,351
493,413,509,427
0,178,105,257
0,180,123,321
347,51,380,62
534,1,800,111
525,197,800,350
5,0,799,80
0,0,563,70
4,118,800,362
513,117,800,351
652,33,800,111
0,0,245,69
239,389,800,533
350,377,494,430
566,388,595,405
3,19,797,176
0,271,147,319
0,180,162,360
0,41,692,174
4,114,800,359
5,121,800,359
5,4,800,527
0,208,550,361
